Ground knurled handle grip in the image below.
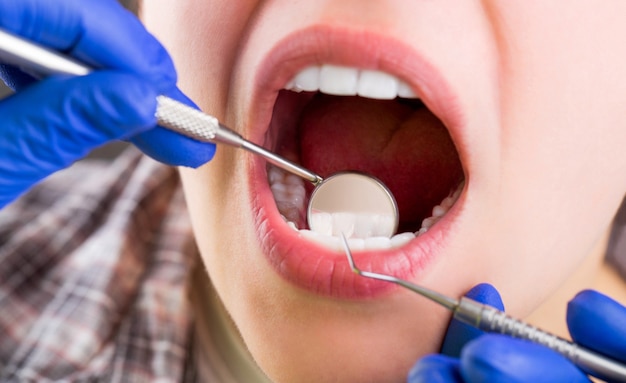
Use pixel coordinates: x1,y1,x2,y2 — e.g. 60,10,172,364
454,297,626,382
154,95,245,147
155,96,220,142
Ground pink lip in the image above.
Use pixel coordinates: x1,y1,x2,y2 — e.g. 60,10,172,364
247,26,468,299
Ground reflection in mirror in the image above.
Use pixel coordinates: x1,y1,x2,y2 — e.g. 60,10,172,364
308,172,398,239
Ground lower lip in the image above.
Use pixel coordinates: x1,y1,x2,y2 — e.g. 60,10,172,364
247,27,466,299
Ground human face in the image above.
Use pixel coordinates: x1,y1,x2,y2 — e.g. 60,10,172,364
142,2,626,382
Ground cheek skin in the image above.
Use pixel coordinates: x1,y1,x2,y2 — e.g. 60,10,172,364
478,2,626,320
142,0,259,118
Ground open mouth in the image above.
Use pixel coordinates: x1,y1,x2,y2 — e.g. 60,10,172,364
269,64,464,249
248,28,468,298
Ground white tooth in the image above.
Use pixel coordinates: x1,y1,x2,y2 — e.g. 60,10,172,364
324,235,343,251
287,64,420,100
289,184,306,203
292,66,320,92
287,221,299,231
347,238,365,251
285,79,297,92
331,212,356,238
300,229,320,243
300,230,341,250
421,217,437,229
353,214,376,238
441,196,455,209
374,215,396,237
271,182,287,194
310,211,333,236
391,232,415,247
269,167,284,185
432,205,447,218
290,194,305,208
309,212,396,239
418,227,429,236
319,65,358,96
397,80,418,98
364,236,392,250
357,70,398,100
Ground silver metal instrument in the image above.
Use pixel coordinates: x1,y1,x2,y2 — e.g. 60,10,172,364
0,28,321,185
340,234,626,383
0,29,400,237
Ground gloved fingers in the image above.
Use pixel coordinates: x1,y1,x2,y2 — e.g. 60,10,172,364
0,72,159,208
408,354,464,383
0,0,176,93
129,87,217,168
440,283,504,357
567,289,626,362
460,334,592,383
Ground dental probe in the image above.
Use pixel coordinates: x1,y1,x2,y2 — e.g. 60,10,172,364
340,234,626,383
0,28,323,186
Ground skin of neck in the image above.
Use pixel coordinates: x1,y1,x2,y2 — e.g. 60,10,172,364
525,226,626,338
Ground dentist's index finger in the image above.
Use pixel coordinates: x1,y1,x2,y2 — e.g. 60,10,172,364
0,0,176,92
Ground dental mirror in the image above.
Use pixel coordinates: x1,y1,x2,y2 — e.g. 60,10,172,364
307,172,398,238
241,139,399,238
235,133,399,239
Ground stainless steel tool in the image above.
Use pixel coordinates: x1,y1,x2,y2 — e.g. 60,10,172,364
340,233,626,383
0,29,321,185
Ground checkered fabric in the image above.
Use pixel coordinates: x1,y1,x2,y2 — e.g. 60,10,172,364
0,148,196,382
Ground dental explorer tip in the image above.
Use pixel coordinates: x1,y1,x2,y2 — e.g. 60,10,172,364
340,233,360,274
340,232,459,310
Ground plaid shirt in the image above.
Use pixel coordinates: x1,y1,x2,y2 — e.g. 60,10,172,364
0,148,196,382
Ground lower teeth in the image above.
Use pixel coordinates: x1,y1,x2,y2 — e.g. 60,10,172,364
268,166,463,251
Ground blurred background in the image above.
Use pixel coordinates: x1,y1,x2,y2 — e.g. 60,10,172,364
0,0,138,158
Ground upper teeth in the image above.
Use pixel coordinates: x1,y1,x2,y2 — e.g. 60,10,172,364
285,64,418,100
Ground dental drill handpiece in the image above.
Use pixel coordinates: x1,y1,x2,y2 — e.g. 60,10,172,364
0,29,323,186
339,234,626,383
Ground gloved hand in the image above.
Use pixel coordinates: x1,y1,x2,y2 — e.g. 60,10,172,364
408,284,626,383
0,0,216,208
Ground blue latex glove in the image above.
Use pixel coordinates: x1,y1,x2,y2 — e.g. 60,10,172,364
0,0,216,208
408,285,626,383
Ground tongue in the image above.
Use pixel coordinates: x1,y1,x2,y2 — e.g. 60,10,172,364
299,94,463,230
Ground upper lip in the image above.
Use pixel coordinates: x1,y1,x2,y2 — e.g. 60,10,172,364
245,26,469,298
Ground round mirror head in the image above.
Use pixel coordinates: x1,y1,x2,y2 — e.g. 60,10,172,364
307,172,399,239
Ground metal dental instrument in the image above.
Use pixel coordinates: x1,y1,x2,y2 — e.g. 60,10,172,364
0,28,320,185
340,233,626,383
0,29,400,236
